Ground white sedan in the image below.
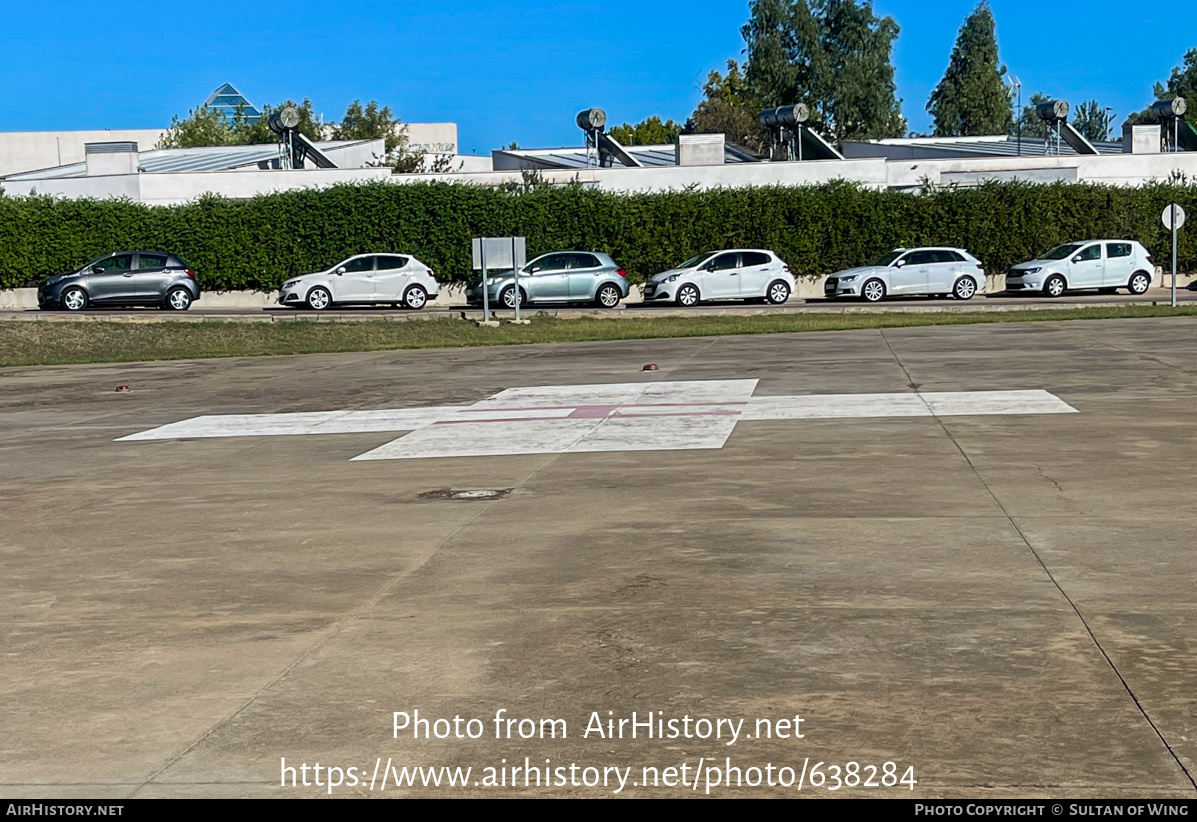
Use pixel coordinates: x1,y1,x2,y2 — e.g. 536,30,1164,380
279,253,440,310
824,247,985,302
643,250,796,306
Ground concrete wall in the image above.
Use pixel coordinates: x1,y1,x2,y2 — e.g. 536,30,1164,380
8,141,1197,202
0,129,167,177
402,123,457,155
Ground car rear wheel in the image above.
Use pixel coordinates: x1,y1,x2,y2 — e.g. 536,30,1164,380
676,284,700,307
62,288,88,311
861,279,886,302
766,280,791,304
595,283,622,308
1127,271,1151,295
164,287,192,311
1043,275,1066,298
952,277,977,301
306,287,332,310
403,285,428,310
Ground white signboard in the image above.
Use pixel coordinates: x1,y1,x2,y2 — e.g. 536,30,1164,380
1162,204,1187,231
471,237,526,270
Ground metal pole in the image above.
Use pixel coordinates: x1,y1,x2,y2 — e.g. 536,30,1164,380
1172,203,1178,308
512,237,521,322
481,245,490,323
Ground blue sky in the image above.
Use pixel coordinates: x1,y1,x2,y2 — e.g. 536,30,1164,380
1,0,1193,152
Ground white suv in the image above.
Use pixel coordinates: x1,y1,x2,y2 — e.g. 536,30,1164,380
824,247,985,302
1006,241,1153,297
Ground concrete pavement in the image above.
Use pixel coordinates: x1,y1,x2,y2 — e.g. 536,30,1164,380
2,319,1197,797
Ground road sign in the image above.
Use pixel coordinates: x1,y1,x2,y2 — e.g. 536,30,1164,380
1162,204,1186,230
471,237,526,270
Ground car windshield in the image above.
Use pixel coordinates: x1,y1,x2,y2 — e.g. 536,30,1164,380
870,250,904,266
1040,243,1083,260
679,252,716,269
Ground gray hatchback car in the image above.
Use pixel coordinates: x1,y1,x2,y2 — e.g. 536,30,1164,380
465,251,629,308
38,251,201,311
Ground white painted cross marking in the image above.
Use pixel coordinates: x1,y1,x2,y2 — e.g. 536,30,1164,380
117,380,1076,460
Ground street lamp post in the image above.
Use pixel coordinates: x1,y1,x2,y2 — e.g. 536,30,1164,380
1006,76,1022,155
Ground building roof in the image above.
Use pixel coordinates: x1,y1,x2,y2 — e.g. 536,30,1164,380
3,140,374,180
202,83,262,124
843,134,1125,159
494,143,761,170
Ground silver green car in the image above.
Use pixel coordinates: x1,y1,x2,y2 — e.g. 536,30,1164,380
465,251,629,308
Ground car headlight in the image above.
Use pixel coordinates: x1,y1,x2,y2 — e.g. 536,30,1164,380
839,275,857,282
666,273,680,282
1020,268,1040,275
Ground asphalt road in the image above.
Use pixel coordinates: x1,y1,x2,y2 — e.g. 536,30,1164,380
3,319,1197,798
3,287,1197,322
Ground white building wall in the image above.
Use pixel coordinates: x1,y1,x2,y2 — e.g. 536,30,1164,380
6,145,1197,203
0,129,167,176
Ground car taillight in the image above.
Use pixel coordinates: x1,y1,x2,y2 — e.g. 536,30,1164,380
184,269,195,278
617,268,627,278
976,263,984,269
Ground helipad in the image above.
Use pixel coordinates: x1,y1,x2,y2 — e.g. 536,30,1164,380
119,381,1075,460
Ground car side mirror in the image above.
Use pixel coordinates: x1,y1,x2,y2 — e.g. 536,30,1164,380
894,259,905,268
336,267,346,275
92,266,104,274
1070,256,1081,264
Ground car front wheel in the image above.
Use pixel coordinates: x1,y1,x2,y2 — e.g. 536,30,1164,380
861,279,886,302
62,288,88,311
1127,271,1151,295
500,286,526,309
595,284,622,308
676,284,700,307
307,287,332,310
403,285,428,309
164,287,192,311
952,277,977,301
766,280,791,304
1043,275,1066,298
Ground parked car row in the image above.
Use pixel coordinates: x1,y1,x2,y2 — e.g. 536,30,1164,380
34,239,1157,312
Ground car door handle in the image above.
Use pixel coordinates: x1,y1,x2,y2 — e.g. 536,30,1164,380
122,273,133,277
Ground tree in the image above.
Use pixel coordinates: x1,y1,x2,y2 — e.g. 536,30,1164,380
333,100,422,172
926,2,1011,137
157,98,322,148
157,107,242,148
736,0,905,143
1124,48,1197,127
1072,100,1113,142
609,116,684,145
1014,92,1052,140
686,61,768,152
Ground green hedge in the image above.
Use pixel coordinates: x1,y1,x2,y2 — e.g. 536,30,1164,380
0,180,1194,291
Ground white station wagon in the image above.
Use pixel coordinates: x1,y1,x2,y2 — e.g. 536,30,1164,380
279,253,440,310
1005,241,1154,297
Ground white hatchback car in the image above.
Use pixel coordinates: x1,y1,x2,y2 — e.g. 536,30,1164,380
278,253,440,310
1005,241,1153,297
824,247,985,302
643,250,796,306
